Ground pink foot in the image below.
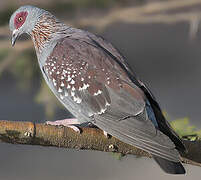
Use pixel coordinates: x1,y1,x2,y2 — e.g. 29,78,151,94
46,118,80,133
103,131,110,138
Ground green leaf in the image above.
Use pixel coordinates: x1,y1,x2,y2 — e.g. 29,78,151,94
170,118,201,141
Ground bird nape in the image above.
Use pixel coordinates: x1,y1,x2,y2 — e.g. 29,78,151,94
9,5,186,174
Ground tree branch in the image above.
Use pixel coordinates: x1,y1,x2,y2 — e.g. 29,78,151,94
0,120,200,167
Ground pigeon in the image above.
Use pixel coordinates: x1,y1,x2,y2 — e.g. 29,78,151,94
9,5,186,174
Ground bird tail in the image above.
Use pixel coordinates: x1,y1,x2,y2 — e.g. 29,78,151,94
153,155,186,174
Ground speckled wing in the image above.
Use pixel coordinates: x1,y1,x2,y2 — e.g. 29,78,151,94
43,33,145,119
43,32,179,162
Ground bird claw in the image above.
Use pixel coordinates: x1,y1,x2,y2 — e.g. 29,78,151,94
45,119,109,135
66,125,81,133
103,131,110,138
45,118,80,126
45,118,81,133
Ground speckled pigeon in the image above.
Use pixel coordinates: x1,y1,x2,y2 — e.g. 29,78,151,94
9,5,186,174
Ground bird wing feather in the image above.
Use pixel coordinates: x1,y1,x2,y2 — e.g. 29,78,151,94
44,32,180,162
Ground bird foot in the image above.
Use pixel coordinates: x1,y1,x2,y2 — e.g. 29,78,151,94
66,125,80,133
46,118,80,133
46,119,110,137
103,131,111,138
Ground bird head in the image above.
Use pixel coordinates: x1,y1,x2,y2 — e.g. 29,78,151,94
9,5,45,46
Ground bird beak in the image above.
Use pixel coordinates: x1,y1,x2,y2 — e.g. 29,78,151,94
11,29,19,47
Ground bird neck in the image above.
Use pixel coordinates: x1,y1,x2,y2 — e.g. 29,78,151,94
30,12,69,56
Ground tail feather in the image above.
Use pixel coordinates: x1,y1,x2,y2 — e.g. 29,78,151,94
141,85,186,153
153,155,186,174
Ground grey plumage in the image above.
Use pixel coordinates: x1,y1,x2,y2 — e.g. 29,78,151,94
9,5,186,174
153,156,185,174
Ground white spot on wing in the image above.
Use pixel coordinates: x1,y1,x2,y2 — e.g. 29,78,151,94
64,91,68,97
73,96,82,104
88,112,94,117
58,87,63,93
98,107,107,115
93,90,102,96
60,94,64,99
105,102,110,106
71,91,75,96
61,82,65,87
70,79,75,85
67,84,71,89
79,83,89,90
67,76,71,81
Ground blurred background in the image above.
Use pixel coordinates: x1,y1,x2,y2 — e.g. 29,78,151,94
0,0,201,179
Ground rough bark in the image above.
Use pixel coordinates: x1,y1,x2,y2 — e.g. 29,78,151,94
0,120,200,167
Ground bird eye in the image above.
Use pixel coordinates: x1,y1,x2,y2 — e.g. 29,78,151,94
18,17,23,22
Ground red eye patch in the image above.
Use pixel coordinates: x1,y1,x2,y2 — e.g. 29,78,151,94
14,11,28,29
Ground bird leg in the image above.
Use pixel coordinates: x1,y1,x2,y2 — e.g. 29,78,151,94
46,118,80,133
46,118,109,138
103,131,109,138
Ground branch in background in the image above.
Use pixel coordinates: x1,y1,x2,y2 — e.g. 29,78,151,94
0,39,32,50
0,40,33,74
189,16,201,39
0,0,200,53
73,0,201,34
0,51,18,74
0,120,201,167
1,0,201,38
